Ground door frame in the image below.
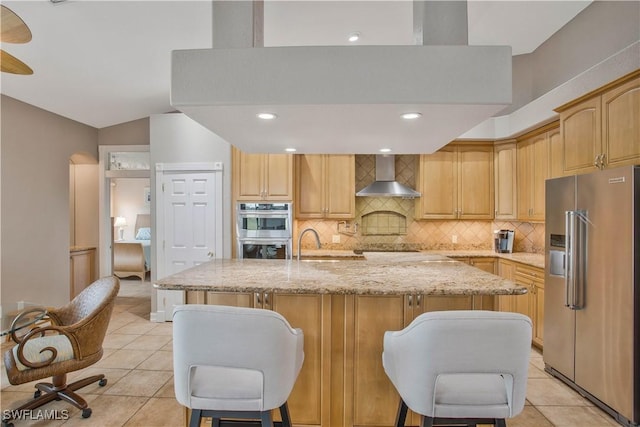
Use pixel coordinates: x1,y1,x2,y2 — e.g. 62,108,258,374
154,162,224,280
98,145,150,278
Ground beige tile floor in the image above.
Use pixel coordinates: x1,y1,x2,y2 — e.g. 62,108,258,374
1,280,620,427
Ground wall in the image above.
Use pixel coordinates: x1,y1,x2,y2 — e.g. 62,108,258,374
112,178,151,240
497,1,640,116
297,154,545,254
149,113,232,312
1,95,98,308
98,117,150,146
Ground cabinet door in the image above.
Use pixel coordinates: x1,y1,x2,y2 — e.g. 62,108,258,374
70,249,95,299
494,142,517,219
548,127,564,178
325,155,355,219
467,258,496,311
271,294,329,427
350,295,405,427
416,148,457,219
205,291,253,307
602,76,640,168
517,133,550,222
235,150,265,200
295,155,325,218
530,134,549,221
560,97,602,175
496,260,516,312
516,141,532,220
265,154,293,200
458,145,494,219
533,283,544,348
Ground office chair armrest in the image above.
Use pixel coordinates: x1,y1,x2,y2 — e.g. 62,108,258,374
14,325,76,370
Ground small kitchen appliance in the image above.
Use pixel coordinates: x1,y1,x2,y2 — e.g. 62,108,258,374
493,229,514,253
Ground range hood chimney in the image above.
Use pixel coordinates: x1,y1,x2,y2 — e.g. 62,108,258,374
356,155,420,198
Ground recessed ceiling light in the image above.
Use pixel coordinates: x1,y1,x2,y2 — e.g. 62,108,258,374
257,112,277,120
285,148,297,152
348,32,360,43
379,148,392,153
401,112,422,120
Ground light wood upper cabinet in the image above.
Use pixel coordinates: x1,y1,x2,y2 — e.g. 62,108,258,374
517,129,551,222
557,72,640,175
494,141,518,220
602,76,640,168
559,97,601,175
548,127,564,179
295,155,355,219
416,143,494,220
232,147,293,201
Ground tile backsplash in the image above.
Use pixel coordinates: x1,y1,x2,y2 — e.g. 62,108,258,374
297,217,544,253
296,154,545,253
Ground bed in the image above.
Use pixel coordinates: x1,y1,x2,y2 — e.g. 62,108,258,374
113,214,151,281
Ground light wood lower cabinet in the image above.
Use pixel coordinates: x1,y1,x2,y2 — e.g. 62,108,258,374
187,291,330,427
496,260,544,349
346,294,474,427
455,257,496,311
70,247,95,299
186,291,488,426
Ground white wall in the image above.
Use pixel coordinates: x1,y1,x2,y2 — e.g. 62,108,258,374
149,113,232,312
112,178,151,240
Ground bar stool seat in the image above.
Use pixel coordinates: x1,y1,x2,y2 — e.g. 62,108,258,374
172,304,304,427
382,310,532,427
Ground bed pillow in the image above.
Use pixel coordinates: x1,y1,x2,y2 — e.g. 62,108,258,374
135,227,151,240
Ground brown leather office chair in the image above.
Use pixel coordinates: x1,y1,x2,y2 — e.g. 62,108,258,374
2,276,120,426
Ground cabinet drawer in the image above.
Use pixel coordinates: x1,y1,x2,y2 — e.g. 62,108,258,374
515,264,544,286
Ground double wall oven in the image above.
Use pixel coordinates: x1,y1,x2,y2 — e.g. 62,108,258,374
236,202,292,259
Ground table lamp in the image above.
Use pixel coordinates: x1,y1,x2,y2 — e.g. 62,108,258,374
114,216,127,240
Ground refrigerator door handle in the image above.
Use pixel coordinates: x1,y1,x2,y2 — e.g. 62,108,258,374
565,210,577,309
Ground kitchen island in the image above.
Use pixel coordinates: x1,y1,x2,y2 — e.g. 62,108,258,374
155,252,526,427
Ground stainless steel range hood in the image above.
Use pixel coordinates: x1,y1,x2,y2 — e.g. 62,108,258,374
356,155,420,198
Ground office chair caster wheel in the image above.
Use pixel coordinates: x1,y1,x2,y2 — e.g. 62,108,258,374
82,408,92,419
34,390,41,398
99,378,107,387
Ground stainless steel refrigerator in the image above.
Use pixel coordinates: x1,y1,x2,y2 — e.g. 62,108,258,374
544,165,639,427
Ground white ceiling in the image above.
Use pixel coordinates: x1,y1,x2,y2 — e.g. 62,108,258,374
1,1,591,132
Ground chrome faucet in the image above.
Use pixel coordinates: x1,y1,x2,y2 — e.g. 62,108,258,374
297,228,321,259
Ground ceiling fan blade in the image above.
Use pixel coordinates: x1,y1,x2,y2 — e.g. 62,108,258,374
1,5,32,44
1,49,33,75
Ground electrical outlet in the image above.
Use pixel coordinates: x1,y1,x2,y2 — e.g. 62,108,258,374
332,234,341,244
452,235,458,244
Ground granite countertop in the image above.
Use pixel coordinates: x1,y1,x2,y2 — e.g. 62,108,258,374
154,252,527,296
421,250,545,269
301,248,545,269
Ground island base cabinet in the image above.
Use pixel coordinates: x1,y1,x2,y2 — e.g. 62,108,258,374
187,290,330,427
345,295,405,427
271,294,331,427
181,292,499,427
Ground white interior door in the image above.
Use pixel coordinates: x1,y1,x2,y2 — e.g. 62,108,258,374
156,163,223,280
